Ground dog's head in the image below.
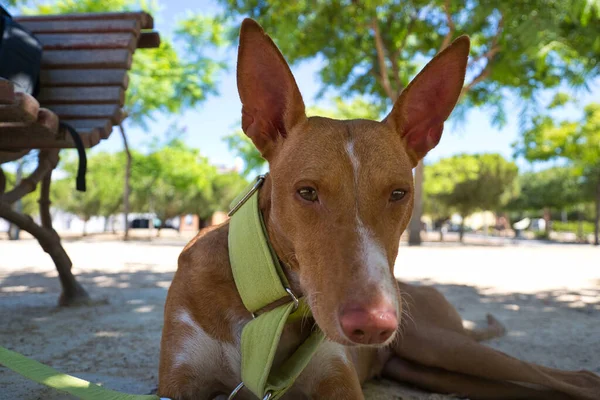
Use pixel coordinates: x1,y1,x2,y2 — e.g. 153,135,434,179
237,19,469,346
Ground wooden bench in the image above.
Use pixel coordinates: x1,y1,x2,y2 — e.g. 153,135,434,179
0,11,160,306
0,11,159,150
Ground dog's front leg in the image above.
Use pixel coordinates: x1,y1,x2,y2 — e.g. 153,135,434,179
292,341,364,400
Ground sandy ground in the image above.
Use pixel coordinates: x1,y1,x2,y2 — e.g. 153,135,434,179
1,237,599,399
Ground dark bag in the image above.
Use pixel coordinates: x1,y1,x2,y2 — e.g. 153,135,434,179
0,6,42,95
0,6,87,192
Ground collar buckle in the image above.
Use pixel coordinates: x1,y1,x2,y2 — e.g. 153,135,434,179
252,287,299,319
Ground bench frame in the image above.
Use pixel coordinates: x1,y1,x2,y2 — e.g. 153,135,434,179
0,11,159,306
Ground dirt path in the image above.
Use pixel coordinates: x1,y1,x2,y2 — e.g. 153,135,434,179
1,239,598,399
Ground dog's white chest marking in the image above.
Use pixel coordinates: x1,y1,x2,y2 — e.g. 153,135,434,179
174,310,221,371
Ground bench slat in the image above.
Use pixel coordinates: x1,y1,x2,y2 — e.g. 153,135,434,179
0,93,39,124
15,11,154,29
40,70,129,88
38,87,125,106
47,104,120,121
0,149,31,164
137,31,161,49
42,49,132,69
61,118,113,139
0,125,101,149
37,33,137,51
17,19,141,35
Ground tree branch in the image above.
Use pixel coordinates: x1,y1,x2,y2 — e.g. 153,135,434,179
439,0,455,51
390,11,418,94
371,18,395,101
0,150,59,204
461,14,504,98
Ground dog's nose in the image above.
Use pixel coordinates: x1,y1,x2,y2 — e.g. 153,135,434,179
339,302,398,345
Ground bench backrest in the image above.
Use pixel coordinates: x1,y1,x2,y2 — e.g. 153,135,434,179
12,12,159,145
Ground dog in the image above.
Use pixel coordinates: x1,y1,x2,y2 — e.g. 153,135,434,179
158,18,600,400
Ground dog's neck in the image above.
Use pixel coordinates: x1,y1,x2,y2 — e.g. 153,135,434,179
257,174,304,298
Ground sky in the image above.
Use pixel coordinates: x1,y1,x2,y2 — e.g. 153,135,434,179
15,0,600,171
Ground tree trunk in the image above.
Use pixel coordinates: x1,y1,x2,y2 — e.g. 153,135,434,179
543,207,551,235
409,160,424,246
577,209,584,243
82,219,88,236
119,124,131,241
595,179,600,246
0,172,91,306
459,216,465,243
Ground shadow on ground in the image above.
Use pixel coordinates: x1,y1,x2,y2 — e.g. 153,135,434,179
1,266,599,399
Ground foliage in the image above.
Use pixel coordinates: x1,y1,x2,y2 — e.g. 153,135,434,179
24,0,227,126
129,140,216,226
223,131,265,177
515,102,600,244
209,171,248,215
553,221,595,235
506,167,589,212
218,0,600,124
52,152,126,232
225,96,385,176
516,103,600,177
307,96,385,120
424,153,518,241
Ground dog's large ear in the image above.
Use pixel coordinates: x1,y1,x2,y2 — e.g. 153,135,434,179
383,36,470,167
236,18,306,160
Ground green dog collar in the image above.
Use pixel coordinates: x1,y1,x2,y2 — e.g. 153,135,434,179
228,175,324,399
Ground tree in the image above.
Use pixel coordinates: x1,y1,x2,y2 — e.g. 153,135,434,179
210,171,248,213
52,152,124,235
506,167,589,235
26,0,227,239
218,0,600,245
424,153,518,242
130,140,216,236
515,103,600,245
225,96,384,176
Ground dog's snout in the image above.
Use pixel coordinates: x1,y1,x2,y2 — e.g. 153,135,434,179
339,301,398,345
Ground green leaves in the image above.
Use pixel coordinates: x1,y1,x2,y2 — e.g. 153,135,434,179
52,152,125,221
424,153,519,216
516,103,600,169
506,167,589,212
217,0,600,129
52,144,249,224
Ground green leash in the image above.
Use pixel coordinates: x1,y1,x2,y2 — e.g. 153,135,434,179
228,175,324,400
0,346,161,400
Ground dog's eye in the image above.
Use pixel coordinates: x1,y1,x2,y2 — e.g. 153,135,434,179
297,187,318,202
390,189,407,202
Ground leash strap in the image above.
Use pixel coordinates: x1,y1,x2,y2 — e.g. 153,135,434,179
0,346,160,400
228,175,324,400
59,121,87,192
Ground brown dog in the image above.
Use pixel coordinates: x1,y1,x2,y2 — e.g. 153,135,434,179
158,19,600,399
